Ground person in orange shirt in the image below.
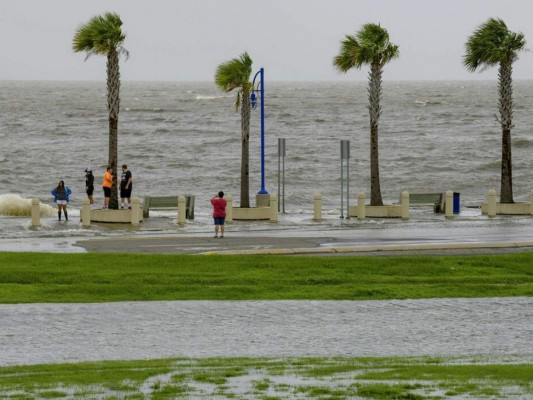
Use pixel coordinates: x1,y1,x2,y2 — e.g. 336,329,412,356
102,166,113,209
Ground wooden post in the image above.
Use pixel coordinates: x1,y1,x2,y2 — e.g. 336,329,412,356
313,192,322,221
445,190,453,219
270,194,278,223
401,191,409,220
131,197,140,226
178,195,186,225
31,198,40,228
357,192,366,220
487,189,496,218
81,198,91,227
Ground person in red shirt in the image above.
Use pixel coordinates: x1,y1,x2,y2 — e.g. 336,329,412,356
210,191,227,238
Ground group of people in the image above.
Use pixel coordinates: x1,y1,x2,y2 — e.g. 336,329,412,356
51,164,133,220
98,164,133,210
51,166,227,238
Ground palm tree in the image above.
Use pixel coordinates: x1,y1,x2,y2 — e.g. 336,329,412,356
215,52,253,208
333,23,399,206
73,12,128,209
464,18,526,204
333,24,399,206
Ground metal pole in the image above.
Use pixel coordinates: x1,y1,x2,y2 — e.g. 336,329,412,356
282,143,285,213
340,141,344,218
340,140,350,218
277,138,286,213
278,138,281,212
346,151,350,219
258,68,268,194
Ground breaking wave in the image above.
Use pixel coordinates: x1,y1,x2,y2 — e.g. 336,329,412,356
0,194,55,217
195,95,227,100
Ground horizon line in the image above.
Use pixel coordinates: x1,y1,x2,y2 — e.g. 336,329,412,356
2,78,533,83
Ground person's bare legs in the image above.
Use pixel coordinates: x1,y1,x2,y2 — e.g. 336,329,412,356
220,225,224,238
214,224,219,238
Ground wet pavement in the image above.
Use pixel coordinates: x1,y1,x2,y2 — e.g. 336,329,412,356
1,297,531,366
72,221,533,255
1,207,533,255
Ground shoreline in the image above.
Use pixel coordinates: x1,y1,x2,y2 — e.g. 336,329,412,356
1,209,532,255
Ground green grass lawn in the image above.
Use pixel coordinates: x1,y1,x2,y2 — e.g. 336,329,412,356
1,356,531,399
0,251,531,303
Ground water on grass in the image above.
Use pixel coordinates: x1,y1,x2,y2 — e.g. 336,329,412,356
0,297,531,366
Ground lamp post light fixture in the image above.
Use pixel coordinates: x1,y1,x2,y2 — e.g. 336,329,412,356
251,67,268,195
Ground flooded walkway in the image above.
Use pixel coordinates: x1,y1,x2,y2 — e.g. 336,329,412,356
1,297,531,366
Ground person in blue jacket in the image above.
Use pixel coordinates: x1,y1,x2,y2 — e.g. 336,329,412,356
51,180,72,221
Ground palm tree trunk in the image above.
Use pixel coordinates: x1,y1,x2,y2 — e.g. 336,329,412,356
107,50,121,209
498,61,513,203
240,90,251,208
368,64,383,206
108,117,118,209
501,128,513,203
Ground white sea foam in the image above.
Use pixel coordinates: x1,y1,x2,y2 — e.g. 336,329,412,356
0,194,55,217
195,94,226,100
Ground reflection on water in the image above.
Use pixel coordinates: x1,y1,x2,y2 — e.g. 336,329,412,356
0,297,531,365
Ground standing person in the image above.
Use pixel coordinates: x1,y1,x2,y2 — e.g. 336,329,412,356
120,164,133,209
211,191,227,238
85,167,94,206
51,180,72,221
102,166,113,209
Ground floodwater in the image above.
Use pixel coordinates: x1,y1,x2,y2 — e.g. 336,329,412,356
1,297,531,366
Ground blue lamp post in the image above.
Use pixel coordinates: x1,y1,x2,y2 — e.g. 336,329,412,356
251,67,268,195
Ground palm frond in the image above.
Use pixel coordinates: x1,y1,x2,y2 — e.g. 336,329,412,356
215,51,253,95
463,18,526,72
333,23,399,72
73,12,127,57
234,92,241,112
333,35,363,72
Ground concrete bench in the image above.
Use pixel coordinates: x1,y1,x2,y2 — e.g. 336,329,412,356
143,195,195,219
402,193,443,212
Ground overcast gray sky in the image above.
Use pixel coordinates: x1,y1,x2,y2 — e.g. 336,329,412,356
1,0,532,81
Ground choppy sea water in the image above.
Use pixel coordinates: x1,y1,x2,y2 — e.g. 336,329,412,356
1,80,532,238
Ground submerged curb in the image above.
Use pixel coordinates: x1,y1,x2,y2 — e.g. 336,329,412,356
202,241,533,256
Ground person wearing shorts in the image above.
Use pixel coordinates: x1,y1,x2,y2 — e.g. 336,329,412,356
120,164,133,209
102,166,113,209
211,191,227,238
85,167,94,206
51,180,72,221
